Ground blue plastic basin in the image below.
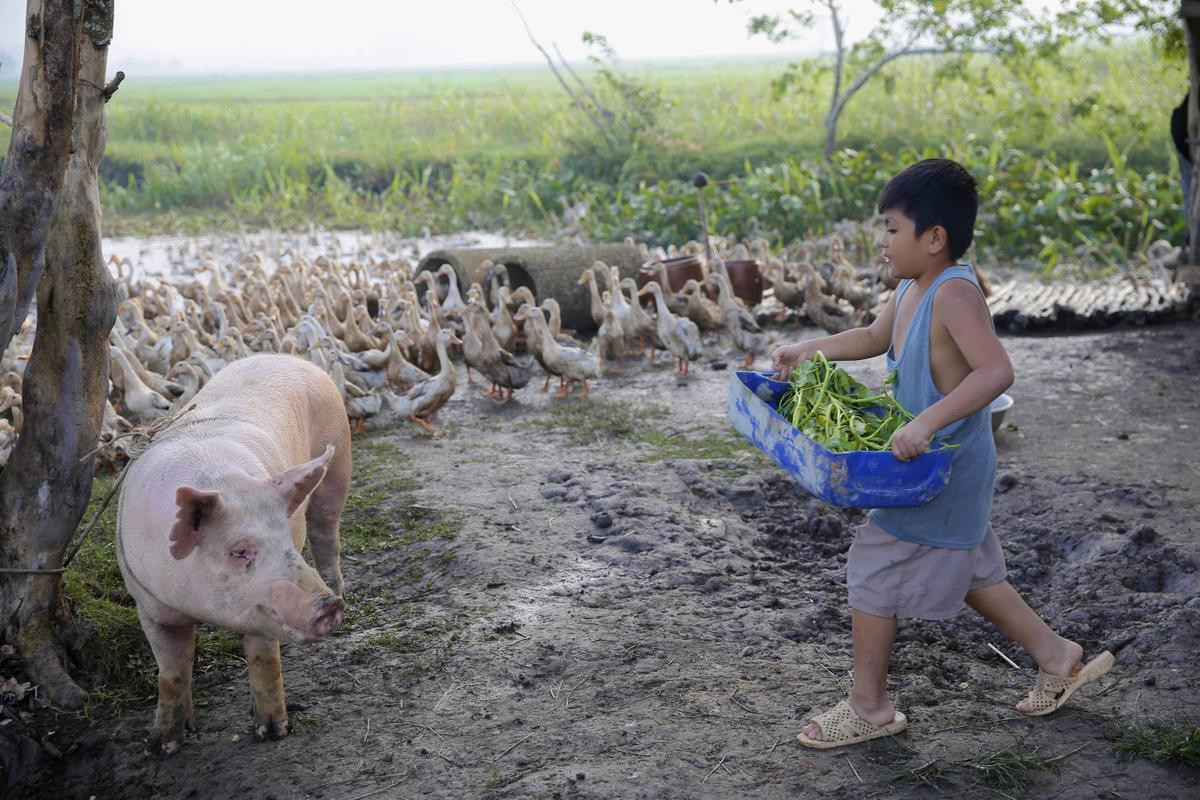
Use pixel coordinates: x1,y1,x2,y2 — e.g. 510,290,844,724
727,371,952,508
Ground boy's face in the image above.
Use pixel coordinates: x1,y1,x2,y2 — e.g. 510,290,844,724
878,208,948,280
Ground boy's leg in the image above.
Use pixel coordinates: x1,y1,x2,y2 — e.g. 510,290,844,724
802,609,899,740
965,581,1084,712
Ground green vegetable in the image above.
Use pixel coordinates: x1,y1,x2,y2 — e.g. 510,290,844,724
776,352,942,453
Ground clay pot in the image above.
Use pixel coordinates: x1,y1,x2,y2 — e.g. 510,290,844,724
637,255,705,293
724,259,764,306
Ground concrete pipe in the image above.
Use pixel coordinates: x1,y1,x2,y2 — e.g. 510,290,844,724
415,243,644,333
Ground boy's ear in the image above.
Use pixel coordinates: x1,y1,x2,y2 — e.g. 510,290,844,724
925,225,949,256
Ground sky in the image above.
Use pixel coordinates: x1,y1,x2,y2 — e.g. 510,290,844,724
0,0,889,78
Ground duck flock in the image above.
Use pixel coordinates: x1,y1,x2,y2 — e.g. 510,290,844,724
0,221,925,472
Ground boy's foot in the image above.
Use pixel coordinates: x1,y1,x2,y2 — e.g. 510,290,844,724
797,699,907,750
1017,650,1115,716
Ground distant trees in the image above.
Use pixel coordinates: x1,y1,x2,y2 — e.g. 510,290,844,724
725,1,1182,158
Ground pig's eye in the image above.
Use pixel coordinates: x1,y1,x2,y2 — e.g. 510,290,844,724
229,547,256,562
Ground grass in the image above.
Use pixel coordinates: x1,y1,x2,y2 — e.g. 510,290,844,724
1113,723,1200,767
522,396,668,444
337,436,461,555
885,739,1078,798
641,431,759,463
523,395,765,475
0,40,1185,263
523,396,766,478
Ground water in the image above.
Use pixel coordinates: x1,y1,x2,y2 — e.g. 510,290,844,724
101,228,548,281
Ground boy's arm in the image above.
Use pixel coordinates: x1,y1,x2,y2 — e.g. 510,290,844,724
890,281,1014,460
770,294,895,379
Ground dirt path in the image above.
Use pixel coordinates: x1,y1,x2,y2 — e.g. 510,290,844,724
21,322,1200,799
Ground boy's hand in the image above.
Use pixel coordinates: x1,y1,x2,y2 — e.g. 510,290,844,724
890,418,935,462
770,343,817,380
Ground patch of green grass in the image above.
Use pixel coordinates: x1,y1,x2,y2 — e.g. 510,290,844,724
1114,723,1200,767
350,610,473,665
886,758,956,791
885,739,1077,797
641,431,759,463
339,440,460,556
523,397,668,444
964,743,1065,796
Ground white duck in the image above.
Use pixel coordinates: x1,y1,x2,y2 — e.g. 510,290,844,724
383,327,462,436
515,304,598,396
109,345,172,424
637,281,704,377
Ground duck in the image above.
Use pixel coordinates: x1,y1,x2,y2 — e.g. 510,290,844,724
707,273,768,368
0,419,16,471
384,327,462,436
796,262,862,334
460,296,533,403
541,298,587,350
577,265,608,329
327,347,383,433
828,236,875,311
721,304,768,368
707,270,762,334
680,278,725,337
338,289,383,352
434,263,467,316
165,361,204,409
606,266,636,348
0,386,22,434
593,291,627,375
385,329,433,393
618,277,665,360
490,285,519,354
109,345,172,424
646,260,690,316
765,257,805,320
514,304,598,396
636,281,704,377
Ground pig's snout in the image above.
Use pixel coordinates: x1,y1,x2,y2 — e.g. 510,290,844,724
268,580,344,641
310,595,345,639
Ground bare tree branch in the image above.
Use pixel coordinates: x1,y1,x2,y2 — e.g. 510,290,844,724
552,41,613,123
0,112,12,128
510,1,610,135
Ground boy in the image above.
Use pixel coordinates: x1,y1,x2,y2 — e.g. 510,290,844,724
770,158,1113,749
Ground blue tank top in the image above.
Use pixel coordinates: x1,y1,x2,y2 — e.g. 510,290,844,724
869,265,996,549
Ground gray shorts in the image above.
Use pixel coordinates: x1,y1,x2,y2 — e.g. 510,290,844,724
847,521,1007,620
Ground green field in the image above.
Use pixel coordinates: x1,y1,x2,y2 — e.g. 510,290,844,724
0,41,1187,269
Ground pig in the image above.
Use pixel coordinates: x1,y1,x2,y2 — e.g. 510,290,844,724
116,353,352,754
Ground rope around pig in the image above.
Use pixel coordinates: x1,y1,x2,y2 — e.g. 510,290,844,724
0,403,198,576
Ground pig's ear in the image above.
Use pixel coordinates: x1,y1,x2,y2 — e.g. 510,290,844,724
169,486,222,560
270,444,336,516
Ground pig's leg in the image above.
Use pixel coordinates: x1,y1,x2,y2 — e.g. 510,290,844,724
245,634,289,740
141,615,196,754
305,442,350,597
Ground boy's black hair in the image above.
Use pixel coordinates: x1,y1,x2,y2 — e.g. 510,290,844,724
877,158,978,262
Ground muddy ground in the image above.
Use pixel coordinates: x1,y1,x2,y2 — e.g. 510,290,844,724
14,320,1200,799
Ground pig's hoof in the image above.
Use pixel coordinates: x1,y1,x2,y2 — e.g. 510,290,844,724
253,715,289,741
147,729,186,756
250,705,290,743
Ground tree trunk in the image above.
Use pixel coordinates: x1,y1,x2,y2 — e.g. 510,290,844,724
1185,6,1200,264
0,0,117,708
0,0,80,359
823,0,846,159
